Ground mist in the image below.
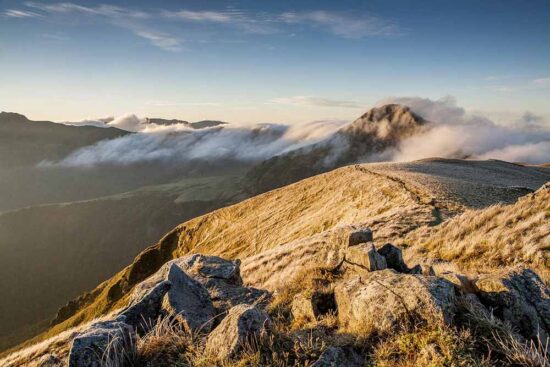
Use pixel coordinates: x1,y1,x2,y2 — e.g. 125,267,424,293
50,116,346,167
376,96,550,164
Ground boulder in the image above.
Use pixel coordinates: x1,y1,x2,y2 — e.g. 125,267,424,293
348,228,373,246
118,280,171,329
312,346,362,367
205,304,270,360
344,243,387,273
68,320,135,367
438,271,477,294
335,270,455,335
410,264,435,276
291,291,336,322
475,267,550,341
378,243,408,272
161,263,216,332
175,254,269,314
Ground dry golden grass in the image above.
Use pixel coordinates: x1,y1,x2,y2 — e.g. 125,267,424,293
406,185,550,281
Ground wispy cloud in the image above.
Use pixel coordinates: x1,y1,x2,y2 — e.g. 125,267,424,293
4,9,41,18
271,96,363,108
5,2,401,51
279,10,400,38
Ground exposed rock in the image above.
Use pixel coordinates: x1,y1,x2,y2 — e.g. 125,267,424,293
344,243,387,273
118,280,171,329
410,264,435,276
68,320,135,367
312,346,362,367
205,304,270,360
175,255,269,314
348,228,373,246
291,291,337,322
335,270,455,334
475,267,550,341
378,243,408,272
438,271,478,294
161,263,216,332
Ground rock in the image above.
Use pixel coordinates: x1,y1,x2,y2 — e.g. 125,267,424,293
205,304,270,360
410,264,435,276
161,263,216,332
68,320,135,367
179,254,242,285
291,291,337,322
118,280,171,329
175,254,269,314
475,267,550,341
335,270,455,335
344,243,387,272
378,243,408,272
438,271,477,294
348,228,373,246
312,346,361,367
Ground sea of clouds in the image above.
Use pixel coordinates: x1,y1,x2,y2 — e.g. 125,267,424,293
52,96,550,167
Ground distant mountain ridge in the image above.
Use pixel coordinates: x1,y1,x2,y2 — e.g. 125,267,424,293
144,117,227,129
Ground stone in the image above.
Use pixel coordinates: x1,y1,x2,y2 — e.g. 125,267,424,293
161,263,216,332
348,228,373,246
438,271,478,294
475,267,550,341
311,346,362,367
410,264,435,276
68,320,135,367
291,291,336,322
335,270,455,334
344,243,387,272
179,254,242,285
205,304,270,360
118,280,171,329
378,243,408,272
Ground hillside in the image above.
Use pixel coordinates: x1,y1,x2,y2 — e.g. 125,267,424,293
10,159,545,355
0,175,246,352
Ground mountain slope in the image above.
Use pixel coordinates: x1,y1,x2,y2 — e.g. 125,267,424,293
22,159,547,353
0,112,128,168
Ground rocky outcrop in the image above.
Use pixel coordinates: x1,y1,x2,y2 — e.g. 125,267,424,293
161,264,216,332
378,243,408,273
343,243,387,273
205,304,270,360
348,228,373,246
475,267,550,341
335,270,456,334
118,280,171,329
68,319,135,367
291,290,337,322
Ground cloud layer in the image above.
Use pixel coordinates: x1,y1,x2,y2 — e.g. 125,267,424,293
375,96,550,164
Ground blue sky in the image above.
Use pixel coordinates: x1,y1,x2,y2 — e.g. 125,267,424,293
1,0,549,123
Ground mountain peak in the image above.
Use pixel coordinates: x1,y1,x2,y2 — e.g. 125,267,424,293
0,111,30,123
358,104,425,125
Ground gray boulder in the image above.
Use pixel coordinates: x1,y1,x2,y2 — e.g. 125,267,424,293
161,263,216,332
348,228,373,246
68,320,135,367
335,270,455,334
118,280,171,329
475,267,550,341
205,304,270,360
344,243,387,273
291,291,336,322
378,243,408,273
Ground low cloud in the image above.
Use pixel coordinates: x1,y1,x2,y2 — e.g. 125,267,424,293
377,96,550,164
48,117,346,167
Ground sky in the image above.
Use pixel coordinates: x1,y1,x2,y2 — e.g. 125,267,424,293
1,0,550,124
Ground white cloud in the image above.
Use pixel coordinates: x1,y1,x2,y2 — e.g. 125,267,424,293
134,30,182,52
532,77,550,86
4,9,41,17
271,96,363,108
280,10,400,38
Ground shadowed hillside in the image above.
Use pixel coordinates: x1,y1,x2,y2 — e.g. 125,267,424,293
17,159,546,354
